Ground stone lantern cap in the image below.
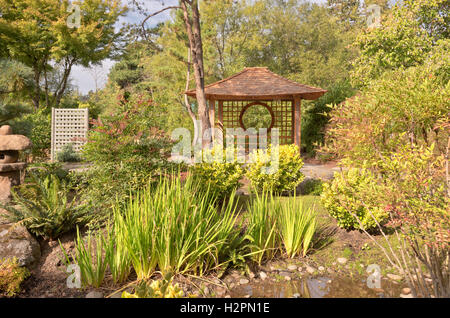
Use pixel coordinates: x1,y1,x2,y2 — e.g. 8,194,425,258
0,125,32,151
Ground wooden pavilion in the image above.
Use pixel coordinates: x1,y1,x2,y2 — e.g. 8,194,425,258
185,67,327,152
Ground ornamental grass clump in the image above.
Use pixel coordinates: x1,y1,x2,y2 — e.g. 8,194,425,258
277,197,317,258
63,175,244,287
245,191,318,262
245,191,280,264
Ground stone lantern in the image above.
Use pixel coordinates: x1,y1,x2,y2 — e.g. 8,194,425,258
0,125,32,202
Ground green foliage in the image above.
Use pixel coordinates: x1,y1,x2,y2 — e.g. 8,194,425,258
323,65,449,165
245,192,279,264
64,175,245,287
246,144,304,194
277,196,317,258
0,0,128,108
300,179,324,196
245,192,318,261
10,108,51,161
56,143,81,163
321,168,389,231
62,228,108,288
351,0,447,87
192,145,245,200
0,258,30,297
27,162,70,183
1,173,88,240
121,273,185,298
301,79,356,154
80,99,175,220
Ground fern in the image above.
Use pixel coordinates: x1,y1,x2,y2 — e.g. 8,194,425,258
1,172,88,240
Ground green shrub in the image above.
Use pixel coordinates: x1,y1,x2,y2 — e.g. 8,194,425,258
56,143,81,162
80,104,175,221
11,108,51,161
0,258,30,297
246,144,304,194
192,145,244,200
2,173,89,239
301,79,356,154
28,162,69,180
301,178,324,195
320,168,389,231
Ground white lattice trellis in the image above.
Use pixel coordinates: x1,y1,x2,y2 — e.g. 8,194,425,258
51,108,89,161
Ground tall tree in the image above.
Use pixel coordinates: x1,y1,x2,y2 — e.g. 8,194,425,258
0,0,127,108
134,0,212,146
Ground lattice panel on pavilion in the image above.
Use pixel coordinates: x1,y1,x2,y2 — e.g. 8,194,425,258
219,100,294,151
51,108,89,161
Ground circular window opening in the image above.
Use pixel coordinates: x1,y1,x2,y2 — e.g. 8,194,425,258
239,102,275,131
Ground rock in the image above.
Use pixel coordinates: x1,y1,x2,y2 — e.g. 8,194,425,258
0,221,40,267
402,288,411,295
259,271,268,280
337,257,348,265
400,293,413,298
249,272,255,279
327,268,334,274
0,125,13,135
287,264,298,272
387,273,402,281
109,292,123,298
216,288,226,296
86,291,103,298
0,135,32,151
306,265,316,274
231,271,240,278
327,280,332,284
239,279,249,285
270,265,277,272
318,266,325,272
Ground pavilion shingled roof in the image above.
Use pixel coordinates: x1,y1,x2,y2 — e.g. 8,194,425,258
185,67,327,100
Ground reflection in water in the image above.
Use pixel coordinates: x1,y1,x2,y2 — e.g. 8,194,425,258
229,276,401,298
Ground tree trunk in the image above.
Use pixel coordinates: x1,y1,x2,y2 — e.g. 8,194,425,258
180,0,211,147
54,58,75,107
32,68,41,109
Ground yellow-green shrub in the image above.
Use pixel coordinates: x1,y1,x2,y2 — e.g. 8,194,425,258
0,258,30,297
192,145,244,199
320,168,389,230
246,144,304,193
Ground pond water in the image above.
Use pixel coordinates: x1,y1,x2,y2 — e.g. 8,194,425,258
229,276,403,298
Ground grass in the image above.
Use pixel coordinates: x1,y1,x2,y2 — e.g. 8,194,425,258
63,175,245,286
245,192,319,262
277,196,317,258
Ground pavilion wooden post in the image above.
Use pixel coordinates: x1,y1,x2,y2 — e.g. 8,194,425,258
208,99,215,141
294,96,302,153
218,100,224,146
